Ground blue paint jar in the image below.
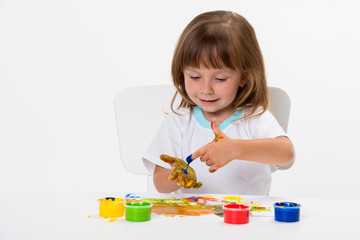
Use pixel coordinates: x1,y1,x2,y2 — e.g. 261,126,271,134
274,202,301,222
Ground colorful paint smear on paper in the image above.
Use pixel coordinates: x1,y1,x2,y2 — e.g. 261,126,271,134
126,195,271,217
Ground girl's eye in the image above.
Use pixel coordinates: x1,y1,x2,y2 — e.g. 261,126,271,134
215,78,227,82
190,76,200,80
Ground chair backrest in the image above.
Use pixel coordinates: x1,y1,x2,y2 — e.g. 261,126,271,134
268,87,291,133
114,84,290,191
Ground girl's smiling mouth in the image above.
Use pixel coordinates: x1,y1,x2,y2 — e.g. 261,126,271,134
200,98,219,104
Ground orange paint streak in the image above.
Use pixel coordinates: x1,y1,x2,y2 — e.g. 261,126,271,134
128,197,227,217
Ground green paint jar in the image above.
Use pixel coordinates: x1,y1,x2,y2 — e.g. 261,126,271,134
125,202,152,222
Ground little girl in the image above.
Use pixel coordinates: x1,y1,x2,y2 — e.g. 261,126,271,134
142,10,295,195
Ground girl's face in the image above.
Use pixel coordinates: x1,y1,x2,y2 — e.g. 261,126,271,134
184,65,244,123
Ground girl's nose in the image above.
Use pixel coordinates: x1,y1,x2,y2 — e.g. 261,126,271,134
201,80,214,94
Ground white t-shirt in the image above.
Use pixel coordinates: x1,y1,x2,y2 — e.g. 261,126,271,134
142,106,294,195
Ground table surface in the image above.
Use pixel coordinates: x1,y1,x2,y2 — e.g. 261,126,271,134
0,192,359,240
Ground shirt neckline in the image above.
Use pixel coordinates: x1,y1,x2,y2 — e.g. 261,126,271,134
193,106,243,131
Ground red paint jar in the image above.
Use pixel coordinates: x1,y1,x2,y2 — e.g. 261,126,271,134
222,204,250,224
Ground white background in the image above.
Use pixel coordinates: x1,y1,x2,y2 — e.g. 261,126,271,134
1,0,359,200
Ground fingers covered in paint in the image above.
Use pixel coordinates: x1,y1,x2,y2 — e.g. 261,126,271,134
160,154,178,164
159,154,202,189
210,120,224,143
169,168,179,181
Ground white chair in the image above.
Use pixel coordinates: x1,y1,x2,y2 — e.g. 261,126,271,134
114,84,290,192
268,87,291,133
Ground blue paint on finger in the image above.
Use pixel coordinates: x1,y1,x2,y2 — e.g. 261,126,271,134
186,154,193,164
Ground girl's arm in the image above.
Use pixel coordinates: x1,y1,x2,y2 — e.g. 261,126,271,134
231,136,293,165
191,121,294,173
153,165,181,193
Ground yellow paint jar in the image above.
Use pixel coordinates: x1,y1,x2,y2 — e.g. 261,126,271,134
98,197,125,218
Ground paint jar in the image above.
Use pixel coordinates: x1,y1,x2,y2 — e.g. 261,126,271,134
125,202,152,222
222,203,250,224
98,197,125,218
274,202,301,222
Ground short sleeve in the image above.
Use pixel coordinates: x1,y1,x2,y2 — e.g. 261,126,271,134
142,112,184,174
248,110,287,139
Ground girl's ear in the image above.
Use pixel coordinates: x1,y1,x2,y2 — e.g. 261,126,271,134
239,77,248,88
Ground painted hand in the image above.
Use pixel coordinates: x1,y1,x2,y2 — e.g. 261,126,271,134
160,154,202,189
191,120,235,173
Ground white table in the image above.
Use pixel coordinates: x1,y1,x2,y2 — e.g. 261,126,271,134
0,192,359,239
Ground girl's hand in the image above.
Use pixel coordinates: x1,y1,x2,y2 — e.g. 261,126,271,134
159,154,202,188
191,120,237,173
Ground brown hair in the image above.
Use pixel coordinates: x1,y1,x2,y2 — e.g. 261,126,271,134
171,10,269,119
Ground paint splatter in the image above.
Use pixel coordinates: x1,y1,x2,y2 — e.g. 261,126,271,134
222,196,244,202
126,196,271,217
250,206,271,213
125,193,140,199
